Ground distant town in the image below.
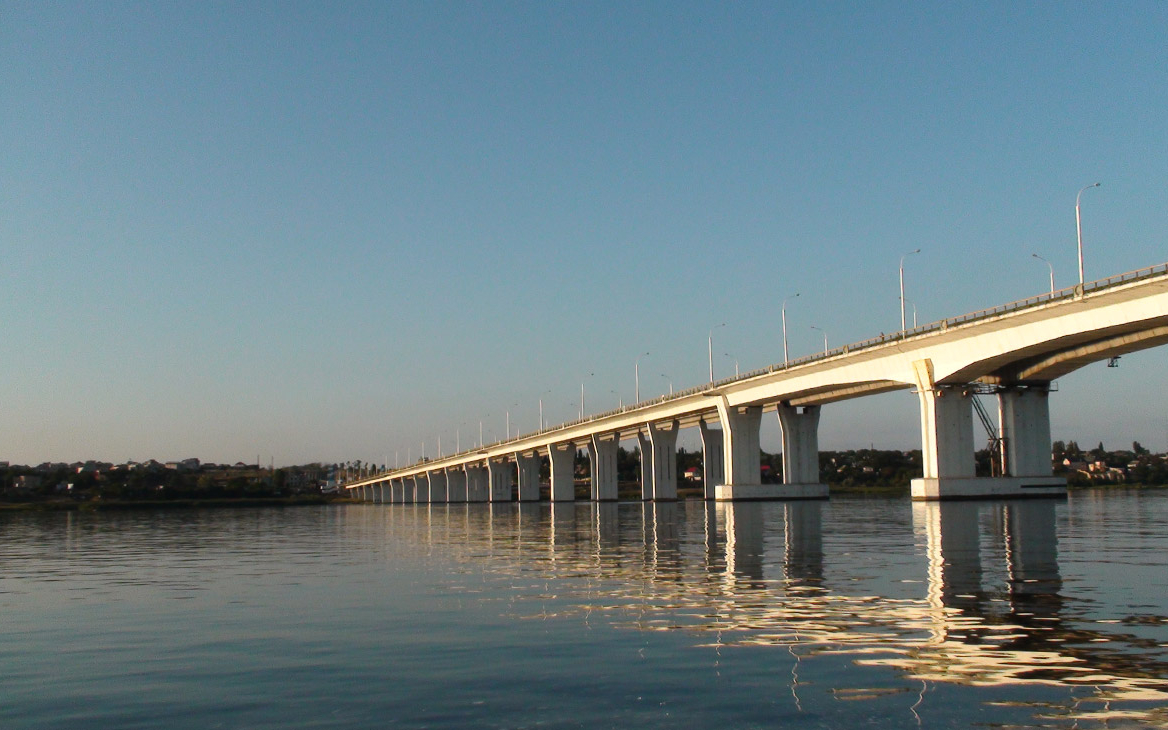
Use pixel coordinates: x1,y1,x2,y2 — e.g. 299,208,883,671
4,439,1166,508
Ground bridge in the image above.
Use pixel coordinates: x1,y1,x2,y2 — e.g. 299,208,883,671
346,261,1168,502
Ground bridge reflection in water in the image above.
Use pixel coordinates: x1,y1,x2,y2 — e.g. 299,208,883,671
369,499,1168,726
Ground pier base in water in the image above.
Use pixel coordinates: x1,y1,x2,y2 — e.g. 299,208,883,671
911,476,1066,501
714,483,829,501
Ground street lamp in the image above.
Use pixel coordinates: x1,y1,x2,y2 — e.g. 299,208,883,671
1032,253,1055,294
782,293,799,365
1076,182,1101,287
900,249,920,331
708,324,725,382
537,390,551,431
506,402,519,440
581,372,593,419
903,298,917,328
810,325,828,354
723,353,739,377
660,373,673,395
635,352,650,402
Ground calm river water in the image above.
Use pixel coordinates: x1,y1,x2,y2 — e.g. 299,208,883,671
3,491,1167,729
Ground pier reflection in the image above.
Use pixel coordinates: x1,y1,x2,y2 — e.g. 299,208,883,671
375,499,1168,726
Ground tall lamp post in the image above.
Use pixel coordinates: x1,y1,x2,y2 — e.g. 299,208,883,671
708,323,725,382
580,372,593,419
723,353,739,377
900,248,920,331
537,390,551,431
1032,253,1055,294
782,293,799,365
635,352,650,403
810,325,828,354
1076,182,1101,287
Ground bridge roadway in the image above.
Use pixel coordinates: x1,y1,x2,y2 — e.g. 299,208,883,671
346,261,1168,502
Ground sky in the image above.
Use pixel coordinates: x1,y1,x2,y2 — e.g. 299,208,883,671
2,1,1167,466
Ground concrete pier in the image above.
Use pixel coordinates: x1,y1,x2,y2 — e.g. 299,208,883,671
465,464,489,503
588,433,619,501
646,420,679,501
548,442,575,502
487,457,513,502
446,467,467,503
428,470,447,503
699,418,723,500
515,451,541,502
776,403,829,499
911,359,1064,500
714,404,767,500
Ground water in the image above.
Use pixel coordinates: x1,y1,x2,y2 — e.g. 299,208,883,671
2,491,1167,729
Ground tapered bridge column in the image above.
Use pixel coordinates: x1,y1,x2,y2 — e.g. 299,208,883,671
646,420,679,501
487,457,513,502
714,403,767,500
776,403,829,499
999,386,1056,478
699,418,723,500
515,450,542,502
465,463,489,502
910,359,1064,500
636,431,653,500
588,433,619,501
428,470,448,503
391,479,404,503
548,442,576,502
445,467,467,503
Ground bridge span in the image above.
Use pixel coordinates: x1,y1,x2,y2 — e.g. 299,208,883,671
346,262,1168,502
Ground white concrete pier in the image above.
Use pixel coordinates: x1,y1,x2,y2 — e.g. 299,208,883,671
515,451,541,502
548,442,575,502
588,434,619,501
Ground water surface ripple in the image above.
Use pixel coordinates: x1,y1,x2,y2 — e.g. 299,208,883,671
2,491,1166,728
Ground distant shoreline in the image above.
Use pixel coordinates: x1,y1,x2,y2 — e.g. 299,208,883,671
4,483,1165,512
0,495,350,512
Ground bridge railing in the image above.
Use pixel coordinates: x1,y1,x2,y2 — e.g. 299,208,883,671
354,261,1168,484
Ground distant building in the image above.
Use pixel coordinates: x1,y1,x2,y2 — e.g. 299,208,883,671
14,475,42,490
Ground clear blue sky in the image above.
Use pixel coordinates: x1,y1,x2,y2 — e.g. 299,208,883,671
3,2,1166,466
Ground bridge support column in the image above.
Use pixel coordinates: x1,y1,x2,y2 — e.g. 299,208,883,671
428,470,448,503
588,434,619,501
548,442,576,502
776,403,829,499
515,451,542,501
999,387,1058,478
699,418,723,500
910,360,1064,500
714,404,769,500
636,431,653,500
391,479,404,503
445,468,467,503
402,477,415,503
646,420,679,501
465,464,489,503
487,457,513,502
378,483,389,503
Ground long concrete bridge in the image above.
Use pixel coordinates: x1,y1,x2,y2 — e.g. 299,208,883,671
346,261,1168,502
